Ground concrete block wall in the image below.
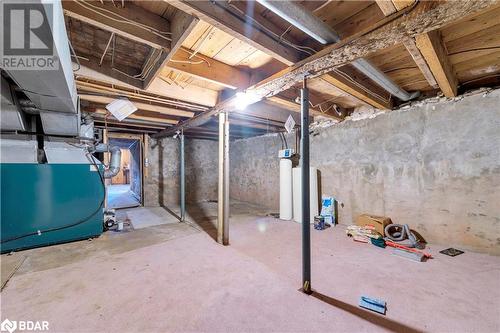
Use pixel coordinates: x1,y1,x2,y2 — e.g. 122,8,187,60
230,89,500,254
144,137,218,207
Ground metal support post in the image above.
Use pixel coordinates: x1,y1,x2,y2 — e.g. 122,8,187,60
301,77,312,294
180,131,186,222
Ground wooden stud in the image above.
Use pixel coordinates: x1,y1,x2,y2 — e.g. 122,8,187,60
415,30,458,97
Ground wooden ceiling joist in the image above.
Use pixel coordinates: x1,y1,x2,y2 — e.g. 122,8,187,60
321,73,392,110
165,48,251,90
152,0,496,138
62,1,171,50
265,96,343,121
168,0,393,110
415,30,458,97
89,108,179,125
375,1,438,90
76,80,209,112
79,94,195,118
375,1,398,16
402,38,439,89
143,11,199,89
166,0,301,66
75,54,144,90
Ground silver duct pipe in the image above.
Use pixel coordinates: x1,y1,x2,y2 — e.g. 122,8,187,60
255,0,419,101
94,143,121,178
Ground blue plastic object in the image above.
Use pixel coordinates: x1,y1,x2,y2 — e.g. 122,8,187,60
359,296,386,315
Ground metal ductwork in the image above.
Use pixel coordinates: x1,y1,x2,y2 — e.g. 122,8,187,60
1,77,26,131
94,143,121,178
255,0,420,101
3,0,79,135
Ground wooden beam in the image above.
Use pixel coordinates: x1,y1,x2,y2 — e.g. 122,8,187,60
76,80,209,112
375,1,397,16
143,12,198,89
95,125,157,134
403,38,439,89
152,0,495,138
169,0,389,110
415,30,458,97
375,1,438,90
75,55,143,90
166,0,302,66
266,96,343,121
392,0,416,11
79,94,195,118
321,73,392,109
62,1,170,50
90,108,178,125
165,48,251,90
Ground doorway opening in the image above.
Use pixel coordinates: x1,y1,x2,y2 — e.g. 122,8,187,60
106,136,143,209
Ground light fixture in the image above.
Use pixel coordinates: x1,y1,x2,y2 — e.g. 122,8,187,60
105,98,138,121
234,91,261,110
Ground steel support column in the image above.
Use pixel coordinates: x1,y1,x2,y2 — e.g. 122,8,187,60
217,112,229,245
180,131,186,222
301,78,312,294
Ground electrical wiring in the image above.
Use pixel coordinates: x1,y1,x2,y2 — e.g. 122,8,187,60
225,2,318,56
461,73,500,85
169,58,206,65
189,27,214,60
68,39,81,71
179,47,211,67
449,46,500,56
99,32,115,66
384,66,418,73
332,68,392,104
75,1,172,41
111,48,162,80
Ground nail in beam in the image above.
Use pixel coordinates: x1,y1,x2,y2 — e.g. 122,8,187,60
301,77,312,294
217,112,229,245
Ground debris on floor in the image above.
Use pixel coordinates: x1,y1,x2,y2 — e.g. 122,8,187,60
392,248,425,262
346,225,382,241
440,248,465,257
347,214,432,261
359,296,386,315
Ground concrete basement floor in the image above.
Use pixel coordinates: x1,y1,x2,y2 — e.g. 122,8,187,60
1,202,499,333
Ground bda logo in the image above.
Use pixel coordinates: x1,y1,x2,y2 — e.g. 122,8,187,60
0,319,17,333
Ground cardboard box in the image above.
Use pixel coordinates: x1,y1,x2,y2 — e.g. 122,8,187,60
355,214,392,236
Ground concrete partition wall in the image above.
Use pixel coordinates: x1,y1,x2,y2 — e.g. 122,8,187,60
230,89,500,254
144,138,218,207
